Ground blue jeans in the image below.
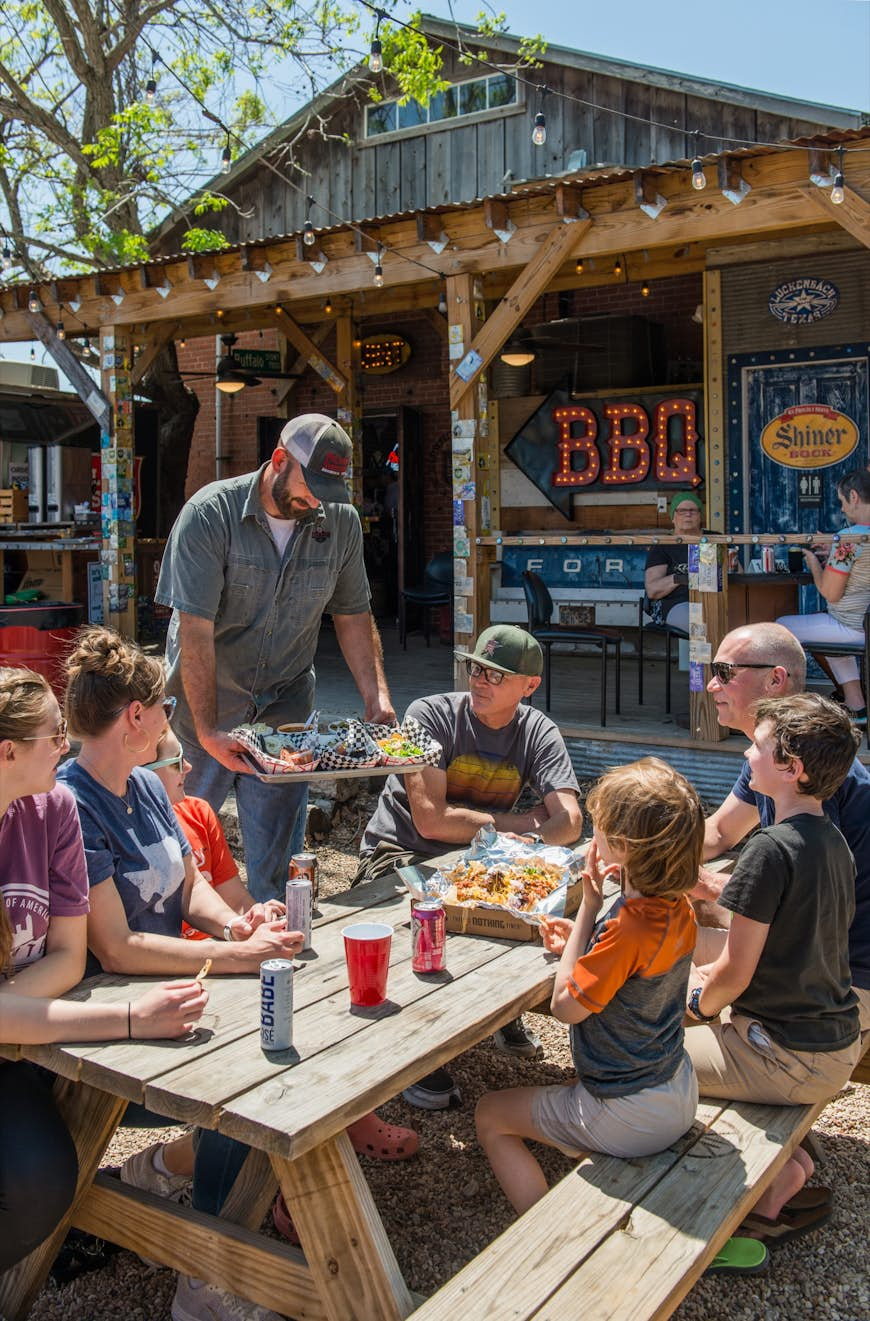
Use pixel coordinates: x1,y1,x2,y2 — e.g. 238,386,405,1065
184,740,308,903
191,1130,250,1217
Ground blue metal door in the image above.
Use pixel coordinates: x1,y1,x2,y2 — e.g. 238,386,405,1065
741,352,868,534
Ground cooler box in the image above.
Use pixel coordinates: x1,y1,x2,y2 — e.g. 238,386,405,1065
0,602,85,697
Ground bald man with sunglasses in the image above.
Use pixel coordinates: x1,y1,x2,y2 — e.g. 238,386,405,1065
697,622,870,1034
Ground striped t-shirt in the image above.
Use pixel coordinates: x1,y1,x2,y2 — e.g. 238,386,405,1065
828,525,870,630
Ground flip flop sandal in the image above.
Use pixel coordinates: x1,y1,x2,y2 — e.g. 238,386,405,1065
704,1236,769,1276
346,1111,419,1161
738,1200,832,1248
271,1192,302,1247
781,1185,833,1216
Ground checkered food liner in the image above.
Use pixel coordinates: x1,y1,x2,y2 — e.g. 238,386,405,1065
365,716,442,767
231,724,321,775
318,719,383,770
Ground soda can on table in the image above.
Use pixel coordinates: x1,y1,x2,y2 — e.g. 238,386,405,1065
411,897,447,973
289,851,318,902
260,958,294,1051
286,875,313,950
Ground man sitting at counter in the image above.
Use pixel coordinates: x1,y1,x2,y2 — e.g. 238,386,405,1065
643,492,703,634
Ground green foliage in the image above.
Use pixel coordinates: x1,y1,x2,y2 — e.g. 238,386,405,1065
377,14,449,107
180,227,231,252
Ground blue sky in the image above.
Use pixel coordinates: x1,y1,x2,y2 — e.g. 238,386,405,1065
423,0,870,111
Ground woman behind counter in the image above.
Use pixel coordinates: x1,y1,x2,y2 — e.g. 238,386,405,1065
778,469,870,724
644,492,703,634
0,666,207,1272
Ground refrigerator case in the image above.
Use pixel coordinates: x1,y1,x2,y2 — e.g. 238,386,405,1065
45,445,92,522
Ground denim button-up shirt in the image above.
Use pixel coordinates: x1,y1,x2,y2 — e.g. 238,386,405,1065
156,466,370,737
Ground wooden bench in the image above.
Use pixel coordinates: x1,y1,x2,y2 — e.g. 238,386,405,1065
410,1094,831,1321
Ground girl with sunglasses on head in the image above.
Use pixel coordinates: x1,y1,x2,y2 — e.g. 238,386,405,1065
146,727,283,939
0,665,208,1272
58,627,302,977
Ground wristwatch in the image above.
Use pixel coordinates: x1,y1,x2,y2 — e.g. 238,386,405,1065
687,985,718,1022
526,832,543,845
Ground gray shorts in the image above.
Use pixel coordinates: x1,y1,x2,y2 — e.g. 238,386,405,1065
531,1053,698,1159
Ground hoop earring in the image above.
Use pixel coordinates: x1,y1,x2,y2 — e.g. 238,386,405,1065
123,732,151,755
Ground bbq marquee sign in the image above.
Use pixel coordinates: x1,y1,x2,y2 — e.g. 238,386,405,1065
506,388,703,516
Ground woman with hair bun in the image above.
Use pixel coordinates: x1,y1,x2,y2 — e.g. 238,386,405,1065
59,626,300,977
0,665,208,1272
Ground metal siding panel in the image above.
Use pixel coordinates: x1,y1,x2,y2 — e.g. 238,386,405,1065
564,736,744,804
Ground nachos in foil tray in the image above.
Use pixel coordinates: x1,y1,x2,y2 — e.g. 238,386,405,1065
413,825,585,925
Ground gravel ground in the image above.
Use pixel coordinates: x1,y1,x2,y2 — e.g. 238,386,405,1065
28,787,870,1321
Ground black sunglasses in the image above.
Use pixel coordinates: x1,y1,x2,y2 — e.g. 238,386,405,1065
709,661,788,685
465,660,506,686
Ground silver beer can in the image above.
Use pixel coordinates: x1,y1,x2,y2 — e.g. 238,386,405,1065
286,876,313,950
260,958,294,1051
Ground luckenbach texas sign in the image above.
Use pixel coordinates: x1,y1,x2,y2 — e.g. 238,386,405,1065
506,388,704,516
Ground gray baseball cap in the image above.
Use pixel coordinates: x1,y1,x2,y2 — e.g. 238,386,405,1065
278,414,352,503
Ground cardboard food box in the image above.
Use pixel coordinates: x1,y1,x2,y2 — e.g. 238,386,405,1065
400,854,583,943
18,550,66,601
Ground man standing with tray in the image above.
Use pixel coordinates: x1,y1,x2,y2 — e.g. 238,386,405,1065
355,624,583,1105
157,414,395,902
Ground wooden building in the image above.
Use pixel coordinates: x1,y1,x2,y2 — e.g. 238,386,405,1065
0,21,867,745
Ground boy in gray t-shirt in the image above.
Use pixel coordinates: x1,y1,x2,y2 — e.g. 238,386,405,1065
356,625,582,1087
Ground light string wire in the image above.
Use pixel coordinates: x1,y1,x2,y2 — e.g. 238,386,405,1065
355,0,864,157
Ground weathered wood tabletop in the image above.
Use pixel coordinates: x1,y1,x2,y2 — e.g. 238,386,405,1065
0,866,564,1321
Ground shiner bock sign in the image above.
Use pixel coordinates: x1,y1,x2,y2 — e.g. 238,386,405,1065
505,387,704,517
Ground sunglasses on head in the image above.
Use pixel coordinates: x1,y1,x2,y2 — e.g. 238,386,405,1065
465,659,507,686
110,695,177,721
709,661,787,685
19,717,69,749
143,748,185,772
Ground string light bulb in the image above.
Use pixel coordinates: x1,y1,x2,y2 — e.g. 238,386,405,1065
302,195,316,246
221,135,232,174
641,281,650,297
29,345,35,361
831,148,845,205
373,244,384,288
613,257,623,277
437,287,447,315
324,296,333,314
28,289,39,313
369,11,384,73
575,258,584,275
532,111,547,147
145,50,157,102
56,319,65,340
691,156,706,190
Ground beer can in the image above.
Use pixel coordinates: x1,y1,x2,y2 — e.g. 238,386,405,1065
727,546,739,573
411,898,447,973
286,876,313,950
289,851,318,902
762,545,775,573
260,958,294,1051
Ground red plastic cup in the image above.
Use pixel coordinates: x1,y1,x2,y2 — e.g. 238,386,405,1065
342,922,393,1007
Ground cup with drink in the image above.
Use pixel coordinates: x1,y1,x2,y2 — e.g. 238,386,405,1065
342,922,393,1006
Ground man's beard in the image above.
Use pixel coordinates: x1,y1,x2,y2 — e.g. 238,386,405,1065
272,464,320,520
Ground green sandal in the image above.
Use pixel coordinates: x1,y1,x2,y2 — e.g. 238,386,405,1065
704,1236,769,1276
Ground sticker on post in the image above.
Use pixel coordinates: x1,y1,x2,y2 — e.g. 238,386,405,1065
455,611,474,634
688,661,705,692
455,349,483,382
698,542,719,594
689,640,711,663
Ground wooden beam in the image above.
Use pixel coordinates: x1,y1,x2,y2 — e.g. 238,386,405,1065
420,306,449,343
276,307,347,394
131,322,179,385
555,184,588,222
703,268,726,532
275,320,332,407
449,219,592,410
335,313,362,506
800,183,870,249
26,312,111,430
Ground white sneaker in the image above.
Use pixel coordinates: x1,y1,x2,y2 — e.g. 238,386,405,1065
171,1275,286,1321
120,1142,191,1200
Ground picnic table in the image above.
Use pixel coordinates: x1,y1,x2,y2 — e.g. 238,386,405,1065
0,864,564,1321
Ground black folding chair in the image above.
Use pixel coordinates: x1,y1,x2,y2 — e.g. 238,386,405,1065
398,551,452,649
636,597,690,715
522,571,621,724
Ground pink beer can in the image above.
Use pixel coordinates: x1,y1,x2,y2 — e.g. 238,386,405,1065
411,898,447,973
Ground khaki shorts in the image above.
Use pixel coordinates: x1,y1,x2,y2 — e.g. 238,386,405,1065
853,984,870,1039
530,1053,698,1159
684,1008,861,1105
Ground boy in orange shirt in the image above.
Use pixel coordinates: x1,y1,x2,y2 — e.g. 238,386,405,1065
476,758,702,1214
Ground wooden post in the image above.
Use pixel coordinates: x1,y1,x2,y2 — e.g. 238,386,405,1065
335,310,363,508
688,541,729,742
99,325,137,638
703,269,726,531
447,273,478,687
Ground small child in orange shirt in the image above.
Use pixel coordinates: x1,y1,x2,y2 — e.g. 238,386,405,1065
145,729,282,937
476,758,703,1214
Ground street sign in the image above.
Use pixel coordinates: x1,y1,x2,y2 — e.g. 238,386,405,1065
234,349,282,373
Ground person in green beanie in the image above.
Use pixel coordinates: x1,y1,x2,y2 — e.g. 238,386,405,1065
644,492,704,631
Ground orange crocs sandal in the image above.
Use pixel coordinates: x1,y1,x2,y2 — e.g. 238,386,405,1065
346,1110,419,1161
